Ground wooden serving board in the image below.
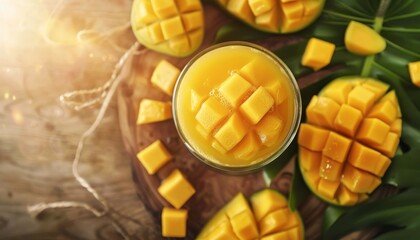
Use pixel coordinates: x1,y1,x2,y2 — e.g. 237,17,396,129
117,3,384,239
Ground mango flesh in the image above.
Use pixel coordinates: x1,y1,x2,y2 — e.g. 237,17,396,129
131,0,204,57
298,77,402,206
197,189,304,240
217,0,325,33
345,21,386,55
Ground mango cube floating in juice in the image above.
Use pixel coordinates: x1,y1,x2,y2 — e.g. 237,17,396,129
174,44,300,168
131,0,204,57
298,77,402,206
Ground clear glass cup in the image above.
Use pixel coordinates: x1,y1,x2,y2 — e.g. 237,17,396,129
172,41,302,175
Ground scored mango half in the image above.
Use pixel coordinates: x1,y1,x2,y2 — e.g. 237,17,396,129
298,77,402,206
197,189,304,239
216,0,325,33
131,0,204,57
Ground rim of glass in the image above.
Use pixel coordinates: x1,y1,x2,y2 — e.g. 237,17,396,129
172,41,302,175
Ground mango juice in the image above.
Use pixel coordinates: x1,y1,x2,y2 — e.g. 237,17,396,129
173,42,301,172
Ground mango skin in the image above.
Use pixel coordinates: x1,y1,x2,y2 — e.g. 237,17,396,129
298,76,402,206
215,0,326,34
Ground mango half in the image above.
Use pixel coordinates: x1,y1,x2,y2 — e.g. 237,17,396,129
197,189,304,239
216,0,325,33
131,0,204,57
298,77,402,206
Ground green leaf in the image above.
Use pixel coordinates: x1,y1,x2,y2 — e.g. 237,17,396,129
324,188,420,240
263,139,297,186
288,159,309,212
322,205,347,235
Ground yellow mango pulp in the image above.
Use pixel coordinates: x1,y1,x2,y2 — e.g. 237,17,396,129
345,21,386,56
131,0,204,57
161,207,188,237
301,37,336,71
136,99,172,124
174,44,297,167
197,189,304,240
217,0,325,33
137,140,172,175
298,77,402,206
408,61,420,87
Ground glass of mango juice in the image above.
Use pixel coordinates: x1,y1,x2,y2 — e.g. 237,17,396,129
173,42,302,174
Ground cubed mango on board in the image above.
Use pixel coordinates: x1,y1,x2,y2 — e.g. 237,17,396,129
137,99,172,124
151,59,180,96
137,140,172,175
345,21,386,55
301,38,335,70
408,61,420,87
240,86,274,124
230,210,259,240
161,208,188,238
214,113,248,151
158,169,195,209
195,97,229,133
131,0,204,57
250,189,287,222
306,95,340,129
298,123,330,151
218,73,252,107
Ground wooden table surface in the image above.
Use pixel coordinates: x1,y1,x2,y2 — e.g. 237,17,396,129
0,0,162,238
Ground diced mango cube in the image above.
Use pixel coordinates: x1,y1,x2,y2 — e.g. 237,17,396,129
137,99,172,124
176,0,201,12
134,1,157,26
240,86,274,124
279,17,303,33
212,140,228,154
361,79,389,102
239,60,262,86
255,114,283,147
148,22,164,44
280,0,304,19
390,118,402,136
348,142,391,177
356,118,390,146
181,11,203,31
318,178,340,199
306,95,340,129
249,0,275,16
303,0,323,17
264,80,287,105
333,104,362,138
381,90,401,118
214,113,248,151
408,61,420,87
368,100,397,124
137,140,172,175
169,34,190,53
255,7,279,31
250,189,287,222
232,133,259,160
151,60,180,96
218,73,252,107
158,169,195,209
195,97,229,133
298,123,330,151
190,89,207,112
261,228,297,240
345,21,386,55
299,147,322,171
301,38,336,70
319,156,344,181
188,28,204,50
259,208,288,236
162,208,188,237
151,0,178,18
200,221,238,240
321,79,354,104
227,0,254,23
341,164,381,194
337,185,358,206
230,210,259,240
322,132,352,163
224,193,250,218
347,86,376,115
372,132,399,158
161,16,185,40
